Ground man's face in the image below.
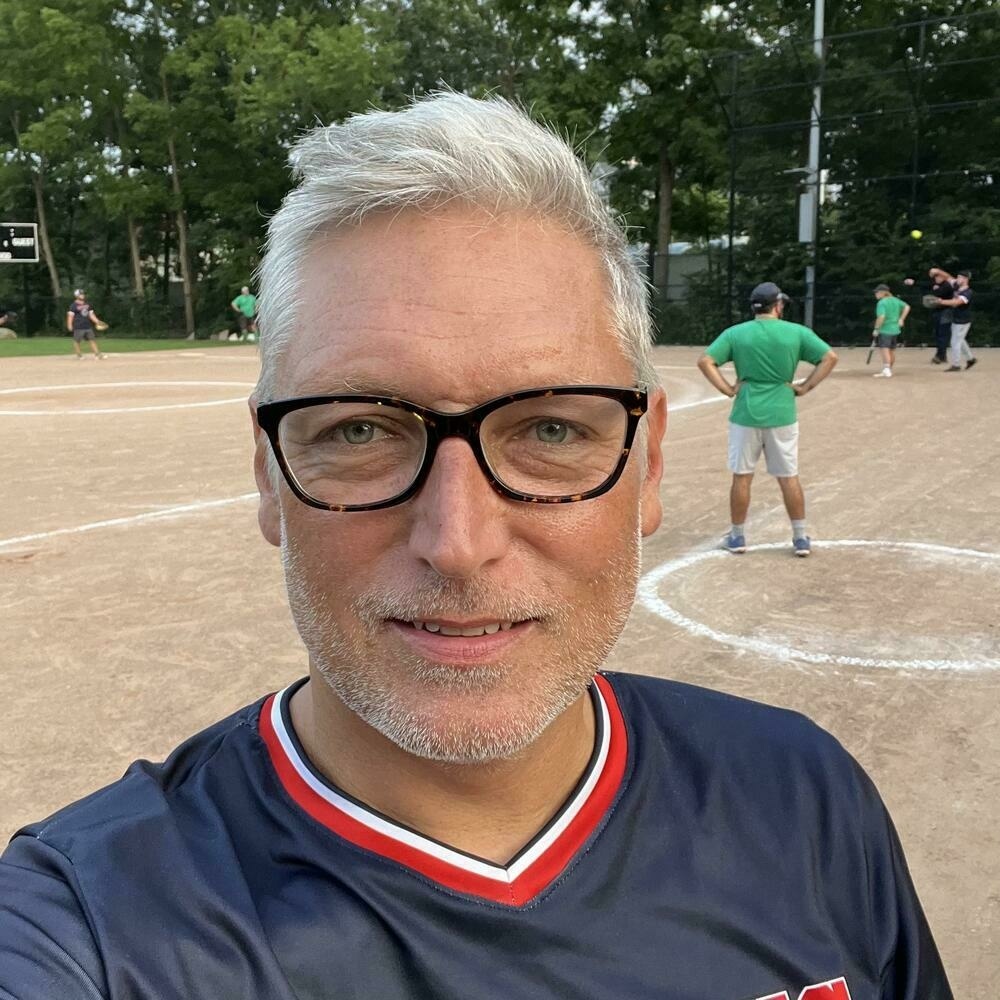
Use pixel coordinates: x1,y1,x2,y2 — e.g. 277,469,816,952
253,207,666,763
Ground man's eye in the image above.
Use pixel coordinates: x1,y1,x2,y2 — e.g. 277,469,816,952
534,421,570,444
338,422,376,444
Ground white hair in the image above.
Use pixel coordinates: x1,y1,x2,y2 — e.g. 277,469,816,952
255,91,656,401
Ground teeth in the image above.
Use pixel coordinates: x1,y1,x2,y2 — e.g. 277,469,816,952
408,620,515,635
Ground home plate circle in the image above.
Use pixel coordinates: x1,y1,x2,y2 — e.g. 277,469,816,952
638,539,1000,671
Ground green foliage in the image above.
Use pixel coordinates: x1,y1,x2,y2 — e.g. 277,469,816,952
0,0,996,344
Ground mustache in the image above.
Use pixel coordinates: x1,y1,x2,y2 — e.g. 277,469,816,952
353,578,557,626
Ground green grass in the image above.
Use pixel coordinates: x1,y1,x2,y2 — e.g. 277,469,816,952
0,336,252,358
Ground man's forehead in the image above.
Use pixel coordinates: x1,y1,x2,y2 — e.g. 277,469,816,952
275,206,633,401
285,359,622,402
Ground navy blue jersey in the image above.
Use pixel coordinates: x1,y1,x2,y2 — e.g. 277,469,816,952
952,287,972,324
0,673,951,1000
68,300,94,330
930,278,953,323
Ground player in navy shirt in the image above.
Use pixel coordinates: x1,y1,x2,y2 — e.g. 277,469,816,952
934,270,977,372
0,93,952,1000
66,288,107,360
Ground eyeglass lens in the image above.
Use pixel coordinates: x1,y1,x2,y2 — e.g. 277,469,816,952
276,394,630,506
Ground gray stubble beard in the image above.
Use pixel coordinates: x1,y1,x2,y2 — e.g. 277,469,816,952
280,516,642,764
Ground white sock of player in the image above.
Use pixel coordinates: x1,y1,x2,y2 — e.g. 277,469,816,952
791,519,807,541
731,523,745,538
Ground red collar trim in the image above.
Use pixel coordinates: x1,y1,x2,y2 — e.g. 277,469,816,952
259,673,627,906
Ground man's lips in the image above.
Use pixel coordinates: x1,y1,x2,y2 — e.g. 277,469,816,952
387,618,535,663
399,617,518,636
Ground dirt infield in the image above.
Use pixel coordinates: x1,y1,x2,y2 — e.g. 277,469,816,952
2,344,998,993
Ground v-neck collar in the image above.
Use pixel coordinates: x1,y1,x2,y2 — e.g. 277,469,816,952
258,673,628,906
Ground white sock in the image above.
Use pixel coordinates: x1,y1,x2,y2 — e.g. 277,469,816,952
791,519,808,541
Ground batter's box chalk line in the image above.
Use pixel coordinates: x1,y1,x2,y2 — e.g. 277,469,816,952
638,539,1000,672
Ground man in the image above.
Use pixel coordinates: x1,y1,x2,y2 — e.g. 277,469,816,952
1,95,950,1000
934,270,977,372
698,283,838,557
927,268,955,364
66,288,106,359
231,284,258,339
871,283,910,378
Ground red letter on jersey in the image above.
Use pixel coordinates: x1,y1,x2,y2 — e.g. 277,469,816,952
798,978,852,1000
752,978,851,1000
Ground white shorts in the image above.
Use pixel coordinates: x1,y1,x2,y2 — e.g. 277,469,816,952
728,422,799,477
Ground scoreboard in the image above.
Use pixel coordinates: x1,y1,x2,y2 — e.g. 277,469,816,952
0,223,39,262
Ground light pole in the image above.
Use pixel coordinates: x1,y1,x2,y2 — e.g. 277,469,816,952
803,0,825,329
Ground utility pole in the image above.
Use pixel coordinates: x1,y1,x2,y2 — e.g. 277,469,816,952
803,0,825,329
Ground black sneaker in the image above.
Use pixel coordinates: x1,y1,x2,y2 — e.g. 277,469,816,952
944,366,962,372
966,358,977,370
930,356,944,364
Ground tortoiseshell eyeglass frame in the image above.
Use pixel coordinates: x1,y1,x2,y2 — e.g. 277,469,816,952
255,385,649,512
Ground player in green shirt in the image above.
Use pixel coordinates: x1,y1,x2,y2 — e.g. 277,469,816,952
871,283,910,379
231,286,258,340
697,282,838,557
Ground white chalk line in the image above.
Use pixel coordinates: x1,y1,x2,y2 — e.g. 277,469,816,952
670,394,729,412
0,380,254,416
0,385,733,550
0,399,249,415
638,539,1000,672
0,381,255,394
662,379,812,413
654,364,729,411
0,494,259,550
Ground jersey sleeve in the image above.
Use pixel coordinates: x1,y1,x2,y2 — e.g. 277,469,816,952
856,776,953,999
0,836,108,1000
875,300,887,321
799,327,831,365
704,329,733,365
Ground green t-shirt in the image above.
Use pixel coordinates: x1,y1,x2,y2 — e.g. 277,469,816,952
705,317,831,428
876,296,905,335
232,293,257,318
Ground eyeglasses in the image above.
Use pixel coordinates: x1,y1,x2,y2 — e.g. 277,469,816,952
256,385,649,512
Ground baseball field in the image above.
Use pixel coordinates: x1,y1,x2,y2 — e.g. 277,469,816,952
1,343,997,994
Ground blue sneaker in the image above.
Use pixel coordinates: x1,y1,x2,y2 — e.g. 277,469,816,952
793,536,812,557
723,533,747,554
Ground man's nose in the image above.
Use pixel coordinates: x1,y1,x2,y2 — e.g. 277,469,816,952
407,438,510,579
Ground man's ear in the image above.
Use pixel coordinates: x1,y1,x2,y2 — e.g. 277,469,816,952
249,395,281,548
640,387,667,538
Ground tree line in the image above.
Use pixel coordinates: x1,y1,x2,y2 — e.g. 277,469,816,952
0,0,997,343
